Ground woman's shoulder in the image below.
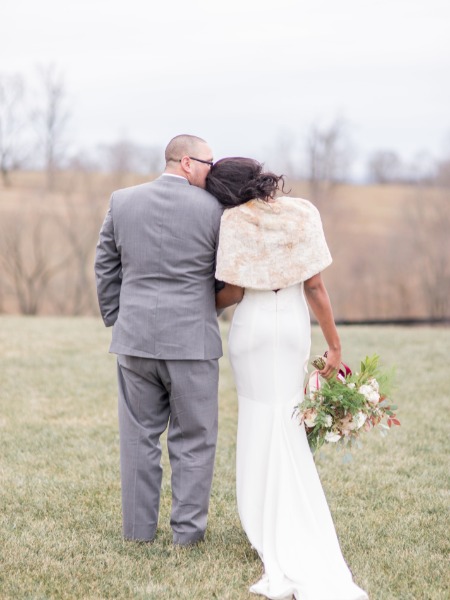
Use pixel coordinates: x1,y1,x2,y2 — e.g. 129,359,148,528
277,196,319,212
220,197,320,225
220,200,259,222
278,197,323,223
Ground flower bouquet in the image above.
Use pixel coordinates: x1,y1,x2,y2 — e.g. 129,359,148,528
295,354,399,454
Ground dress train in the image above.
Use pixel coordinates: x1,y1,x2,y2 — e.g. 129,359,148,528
229,285,368,600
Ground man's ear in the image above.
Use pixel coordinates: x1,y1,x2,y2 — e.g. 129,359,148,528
180,156,191,173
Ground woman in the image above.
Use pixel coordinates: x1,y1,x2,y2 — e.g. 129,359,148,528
206,158,368,600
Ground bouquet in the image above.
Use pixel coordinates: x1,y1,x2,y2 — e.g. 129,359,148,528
295,354,400,454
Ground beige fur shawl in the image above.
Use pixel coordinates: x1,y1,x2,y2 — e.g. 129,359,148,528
215,197,332,289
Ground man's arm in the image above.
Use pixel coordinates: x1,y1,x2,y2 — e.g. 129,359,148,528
94,200,122,326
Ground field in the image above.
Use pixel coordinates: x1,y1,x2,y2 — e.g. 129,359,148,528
0,317,449,599
1,172,449,320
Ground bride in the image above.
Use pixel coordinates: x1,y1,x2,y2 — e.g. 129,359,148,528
206,158,368,600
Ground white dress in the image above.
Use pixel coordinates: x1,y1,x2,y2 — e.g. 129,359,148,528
228,284,368,600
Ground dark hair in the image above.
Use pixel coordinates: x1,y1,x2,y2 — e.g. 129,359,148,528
205,157,288,207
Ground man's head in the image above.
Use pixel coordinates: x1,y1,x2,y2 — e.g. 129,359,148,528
164,134,214,189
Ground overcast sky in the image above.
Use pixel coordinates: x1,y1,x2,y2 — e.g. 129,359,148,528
1,0,449,178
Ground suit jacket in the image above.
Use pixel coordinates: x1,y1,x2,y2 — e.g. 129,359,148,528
94,175,224,360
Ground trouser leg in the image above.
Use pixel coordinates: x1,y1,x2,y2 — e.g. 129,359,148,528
117,355,170,541
161,359,219,545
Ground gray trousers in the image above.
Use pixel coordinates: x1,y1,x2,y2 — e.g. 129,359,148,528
117,355,219,544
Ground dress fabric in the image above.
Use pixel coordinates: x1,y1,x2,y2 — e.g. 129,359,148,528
228,284,368,600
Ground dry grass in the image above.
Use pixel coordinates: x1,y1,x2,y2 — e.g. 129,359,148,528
0,317,449,599
1,172,449,320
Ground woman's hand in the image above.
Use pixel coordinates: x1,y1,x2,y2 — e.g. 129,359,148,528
319,347,342,379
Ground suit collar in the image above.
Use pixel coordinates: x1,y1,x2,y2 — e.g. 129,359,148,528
158,174,190,185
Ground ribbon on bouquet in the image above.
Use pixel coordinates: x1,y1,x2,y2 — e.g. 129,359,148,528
305,353,352,395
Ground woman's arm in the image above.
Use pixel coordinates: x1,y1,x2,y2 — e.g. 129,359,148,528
216,283,244,310
304,272,341,379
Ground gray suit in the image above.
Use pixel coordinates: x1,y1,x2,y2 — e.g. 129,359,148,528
95,174,223,544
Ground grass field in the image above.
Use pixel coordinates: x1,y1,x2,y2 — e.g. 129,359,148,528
2,175,448,321
0,317,449,599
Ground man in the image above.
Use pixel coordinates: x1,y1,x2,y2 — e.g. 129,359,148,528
94,134,223,545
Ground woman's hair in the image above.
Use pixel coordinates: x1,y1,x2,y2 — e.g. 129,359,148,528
205,157,288,207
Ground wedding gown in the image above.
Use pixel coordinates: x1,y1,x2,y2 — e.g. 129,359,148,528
228,284,368,600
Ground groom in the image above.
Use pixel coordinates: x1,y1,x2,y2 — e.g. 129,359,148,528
94,134,223,545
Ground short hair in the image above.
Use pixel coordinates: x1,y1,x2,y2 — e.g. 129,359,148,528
165,134,207,164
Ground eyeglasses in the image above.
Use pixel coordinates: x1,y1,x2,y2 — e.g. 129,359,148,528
190,156,214,167
171,156,214,167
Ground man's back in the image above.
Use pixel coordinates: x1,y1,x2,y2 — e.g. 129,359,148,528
95,175,223,359
96,135,223,546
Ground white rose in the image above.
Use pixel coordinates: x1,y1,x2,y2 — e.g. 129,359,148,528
369,378,379,392
324,414,333,427
325,431,341,443
354,411,367,429
304,414,317,428
358,384,371,397
359,385,380,404
368,390,380,403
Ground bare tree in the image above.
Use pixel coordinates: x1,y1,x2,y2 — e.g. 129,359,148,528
33,65,70,191
140,144,164,175
99,138,163,187
404,150,436,185
0,205,72,314
436,136,450,187
266,130,299,178
305,118,353,203
367,150,402,184
436,159,450,187
0,73,28,186
51,187,105,315
404,188,450,319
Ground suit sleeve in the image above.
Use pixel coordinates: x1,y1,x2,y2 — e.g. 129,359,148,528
213,204,225,293
94,196,122,326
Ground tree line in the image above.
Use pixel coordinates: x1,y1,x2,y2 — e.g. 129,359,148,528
0,66,164,190
2,67,450,191
0,67,449,320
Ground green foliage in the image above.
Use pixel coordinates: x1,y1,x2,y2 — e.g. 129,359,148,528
298,354,399,453
0,318,449,599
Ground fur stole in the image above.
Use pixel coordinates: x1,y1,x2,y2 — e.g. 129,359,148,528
215,197,332,289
